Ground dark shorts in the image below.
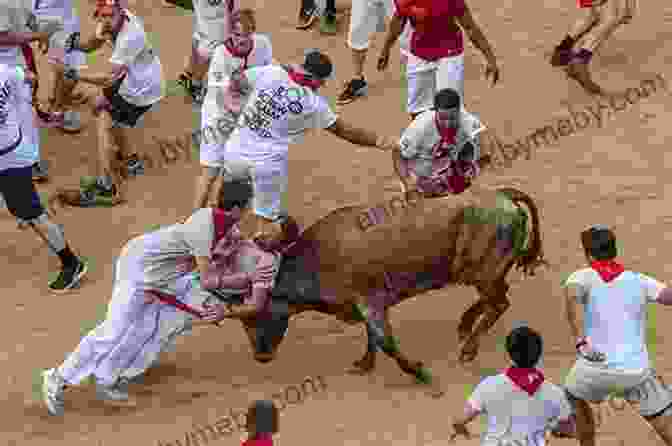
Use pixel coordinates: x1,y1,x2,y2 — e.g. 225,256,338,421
0,165,45,221
103,77,154,128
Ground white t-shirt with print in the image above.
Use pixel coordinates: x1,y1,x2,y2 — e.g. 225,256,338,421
565,268,665,371
398,109,484,177
0,0,34,66
109,10,164,107
468,374,573,446
193,0,238,43
33,0,79,33
223,64,338,166
202,33,273,128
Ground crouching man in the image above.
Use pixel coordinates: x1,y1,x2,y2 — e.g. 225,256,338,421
389,88,485,198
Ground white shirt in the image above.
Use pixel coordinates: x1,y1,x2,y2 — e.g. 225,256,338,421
565,268,665,371
129,208,216,294
224,65,338,166
203,33,273,121
398,109,484,177
33,0,79,33
194,0,238,43
469,374,573,446
109,10,164,107
0,0,34,66
0,64,36,170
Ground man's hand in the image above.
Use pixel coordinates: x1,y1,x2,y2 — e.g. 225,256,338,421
377,49,391,71
375,135,398,151
485,58,499,86
201,303,231,323
576,337,606,363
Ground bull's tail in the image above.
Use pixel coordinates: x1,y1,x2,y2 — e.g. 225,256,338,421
496,187,548,276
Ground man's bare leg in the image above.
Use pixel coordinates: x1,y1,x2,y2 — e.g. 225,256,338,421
194,166,219,210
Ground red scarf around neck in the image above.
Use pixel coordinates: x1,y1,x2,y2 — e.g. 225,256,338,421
505,367,545,396
287,67,322,90
590,259,625,283
242,433,274,446
433,112,457,158
224,37,253,70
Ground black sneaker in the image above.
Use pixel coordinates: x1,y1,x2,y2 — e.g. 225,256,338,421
126,155,145,177
336,78,368,105
32,161,50,183
296,4,318,29
49,258,88,293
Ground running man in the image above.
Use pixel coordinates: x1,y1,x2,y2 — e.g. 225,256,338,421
391,88,485,198
195,8,273,210
549,0,636,95
164,0,239,105
556,225,672,445
0,63,87,292
450,326,575,445
377,0,499,120
40,176,258,415
334,0,394,104
221,49,397,244
0,0,63,181
34,0,87,132
61,0,164,206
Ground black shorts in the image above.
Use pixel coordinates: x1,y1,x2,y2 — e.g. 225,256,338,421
0,165,45,221
103,77,154,128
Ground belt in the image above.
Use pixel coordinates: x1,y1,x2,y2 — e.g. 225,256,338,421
0,128,23,157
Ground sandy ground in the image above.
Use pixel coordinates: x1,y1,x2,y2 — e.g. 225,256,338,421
2,0,672,445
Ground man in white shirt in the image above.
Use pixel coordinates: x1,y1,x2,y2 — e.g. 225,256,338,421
392,88,485,197
0,63,88,292
450,326,575,445
221,49,397,244
165,0,239,105
557,225,672,445
60,0,164,206
35,0,87,132
195,8,273,210
0,0,64,181
40,177,254,415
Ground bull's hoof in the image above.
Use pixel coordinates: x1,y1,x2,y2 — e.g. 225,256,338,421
254,352,275,363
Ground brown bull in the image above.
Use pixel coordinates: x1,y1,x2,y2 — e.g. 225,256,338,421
236,185,547,391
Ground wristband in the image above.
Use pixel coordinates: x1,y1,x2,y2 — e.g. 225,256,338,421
63,68,79,82
65,32,81,53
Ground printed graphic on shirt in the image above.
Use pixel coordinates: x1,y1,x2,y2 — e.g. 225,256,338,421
241,85,306,138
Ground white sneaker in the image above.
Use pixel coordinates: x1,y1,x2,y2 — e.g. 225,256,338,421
96,378,135,405
61,111,82,133
41,368,66,416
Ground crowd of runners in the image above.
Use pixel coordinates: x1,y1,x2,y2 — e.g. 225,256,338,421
4,0,672,445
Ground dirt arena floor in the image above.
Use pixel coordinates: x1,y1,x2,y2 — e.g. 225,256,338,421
2,0,672,444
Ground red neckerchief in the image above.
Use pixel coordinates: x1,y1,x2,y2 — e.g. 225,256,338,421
242,433,274,446
212,207,241,250
287,67,322,90
433,112,457,158
590,259,625,283
505,367,545,396
224,37,253,70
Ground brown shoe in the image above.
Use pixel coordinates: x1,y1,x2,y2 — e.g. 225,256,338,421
566,63,606,96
